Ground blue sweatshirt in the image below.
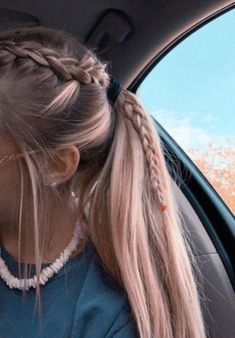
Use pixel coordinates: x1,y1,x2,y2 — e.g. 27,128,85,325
0,241,139,338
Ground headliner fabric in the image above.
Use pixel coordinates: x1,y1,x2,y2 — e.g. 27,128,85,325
0,241,139,337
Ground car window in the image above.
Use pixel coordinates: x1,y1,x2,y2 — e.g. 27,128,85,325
138,9,235,215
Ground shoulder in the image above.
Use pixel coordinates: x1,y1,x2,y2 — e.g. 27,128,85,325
70,241,140,337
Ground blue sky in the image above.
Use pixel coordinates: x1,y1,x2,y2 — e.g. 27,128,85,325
139,8,235,152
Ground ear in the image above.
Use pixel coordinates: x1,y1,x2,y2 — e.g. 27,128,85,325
45,145,80,186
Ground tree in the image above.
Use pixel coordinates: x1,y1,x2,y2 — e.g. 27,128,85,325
188,140,235,215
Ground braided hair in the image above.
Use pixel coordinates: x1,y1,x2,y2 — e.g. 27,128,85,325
0,40,109,85
0,26,207,338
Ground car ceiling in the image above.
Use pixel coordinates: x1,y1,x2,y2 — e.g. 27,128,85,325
0,0,234,87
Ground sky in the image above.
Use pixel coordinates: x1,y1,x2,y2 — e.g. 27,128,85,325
138,8,235,152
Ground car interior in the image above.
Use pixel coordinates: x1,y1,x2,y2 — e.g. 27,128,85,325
0,1,234,337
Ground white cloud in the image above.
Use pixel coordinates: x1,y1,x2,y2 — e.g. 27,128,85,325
150,109,214,151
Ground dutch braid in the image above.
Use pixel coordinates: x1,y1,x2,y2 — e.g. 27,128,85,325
0,40,110,88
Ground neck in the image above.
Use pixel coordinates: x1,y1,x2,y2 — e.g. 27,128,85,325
0,196,84,264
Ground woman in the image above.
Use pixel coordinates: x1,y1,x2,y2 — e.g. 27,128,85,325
0,26,207,338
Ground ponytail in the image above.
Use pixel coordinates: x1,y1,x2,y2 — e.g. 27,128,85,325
84,88,207,338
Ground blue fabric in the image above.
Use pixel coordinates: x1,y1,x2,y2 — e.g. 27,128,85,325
0,241,139,338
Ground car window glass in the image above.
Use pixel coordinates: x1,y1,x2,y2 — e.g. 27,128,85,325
138,9,235,215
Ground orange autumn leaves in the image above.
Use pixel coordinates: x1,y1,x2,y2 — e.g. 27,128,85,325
188,140,235,215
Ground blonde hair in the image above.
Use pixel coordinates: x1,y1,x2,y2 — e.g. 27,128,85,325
0,26,207,338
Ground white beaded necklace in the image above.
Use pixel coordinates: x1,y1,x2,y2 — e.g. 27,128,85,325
0,219,83,291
